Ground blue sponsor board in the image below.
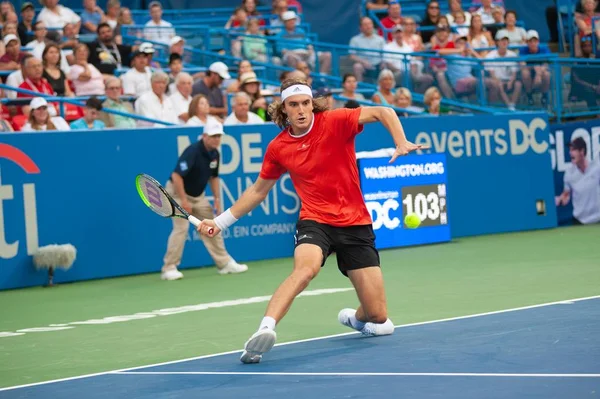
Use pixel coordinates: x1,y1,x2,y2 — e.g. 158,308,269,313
358,153,451,249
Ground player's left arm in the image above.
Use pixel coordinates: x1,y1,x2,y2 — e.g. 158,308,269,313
358,106,428,162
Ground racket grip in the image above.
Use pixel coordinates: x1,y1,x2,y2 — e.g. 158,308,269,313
188,215,215,235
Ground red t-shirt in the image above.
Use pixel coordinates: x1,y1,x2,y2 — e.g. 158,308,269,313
378,16,403,41
430,41,455,70
17,79,55,98
259,108,372,227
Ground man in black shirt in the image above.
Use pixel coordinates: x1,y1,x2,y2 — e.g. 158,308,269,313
18,2,35,46
161,121,248,281
87,22,132,76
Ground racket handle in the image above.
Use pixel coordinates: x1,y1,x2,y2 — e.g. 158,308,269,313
188,215,215,235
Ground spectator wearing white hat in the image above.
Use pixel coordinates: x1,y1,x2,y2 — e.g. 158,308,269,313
0,34,27,70
169,35,185,56
520,30,551,106
191,61,230,118
224,92,265,126
21,97,70,132
169,72,193,124
144,1,175,45
139,42,161,70
134,71,178,127
121,50,153,96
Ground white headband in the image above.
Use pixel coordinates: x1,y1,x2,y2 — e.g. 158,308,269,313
281,84,313,102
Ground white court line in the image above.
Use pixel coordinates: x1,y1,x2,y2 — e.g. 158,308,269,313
114,371,600,378
0,294,599,392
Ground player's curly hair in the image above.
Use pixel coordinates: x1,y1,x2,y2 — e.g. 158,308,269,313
268,78,330,129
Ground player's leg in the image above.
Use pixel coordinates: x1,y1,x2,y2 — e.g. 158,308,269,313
335,225,394,336
194,195,247,274
240,221,331,364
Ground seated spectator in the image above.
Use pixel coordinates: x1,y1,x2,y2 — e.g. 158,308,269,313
42,44,74,97
37,0,81,35
429,25,457,98
167,53,182,94
191,61,230,118
451,11,470,38
26,22,49,59
134,71,178,127
494,10,526,45
70,96,106,130
334,73,365,108
474,0,498,25
394,87,424,116
420,1,443,44
469,14,495,55
371,69,396,105
80,0,105,34
242,19,268,63
18,2,36,46
144,1,175,45
242,0,265,25
383,25,434,93
118,7,133,27
520,30,551,106
488,6,505,38
169,72,193,124
269,0,288,30
21,97,70,131
485,32,522,109
100,76,136,128
169,36,185,57
68,44,105,96
87,22,132,77
226,59,253,93
139,42,161,70
121,50,152,96
186,94,219,126
0,35,28,71
224,92,265,125
18,57,56,116
423,86,451,115
446,35,502,101
105,0,122,42
575,0,600,55
447,0,472,25
569,35,600,109
430,15,455,47
225,6,248,29
401,17,425,52
0,112,13,131
5,54,28,100
59,23,80,55
378,0,403,41
1,21,19,54
238,72,270,121
349,17,386,82
276,11,331,74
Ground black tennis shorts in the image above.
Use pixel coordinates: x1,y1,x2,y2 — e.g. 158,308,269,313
294,220,380,277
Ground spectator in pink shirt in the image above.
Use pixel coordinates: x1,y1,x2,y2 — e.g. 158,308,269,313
68,43,105,96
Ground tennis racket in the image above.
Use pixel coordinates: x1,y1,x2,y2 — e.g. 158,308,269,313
135,173,214,234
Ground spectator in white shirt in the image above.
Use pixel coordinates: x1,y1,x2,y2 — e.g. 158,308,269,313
37,0,81,34
21,97,70,131
134,71,178,127
186,94,220,126
144,1,175,45
475,0,497,25
168,72,193,124
121,50,152,96
485,31,521,110
224,92,265,126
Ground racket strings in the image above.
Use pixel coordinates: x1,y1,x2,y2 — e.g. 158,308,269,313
136,175,173,217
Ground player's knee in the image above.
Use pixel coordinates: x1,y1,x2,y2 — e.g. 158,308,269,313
292,267,318,288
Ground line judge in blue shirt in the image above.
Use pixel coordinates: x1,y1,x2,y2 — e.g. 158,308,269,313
70,97,106,130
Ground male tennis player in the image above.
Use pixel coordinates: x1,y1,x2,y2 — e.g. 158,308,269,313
197,78,426,363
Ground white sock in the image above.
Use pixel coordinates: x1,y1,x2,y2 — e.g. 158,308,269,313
349,314,366,330
259,316,276,331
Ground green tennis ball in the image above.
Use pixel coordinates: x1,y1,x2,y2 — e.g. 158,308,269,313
404,213,421,229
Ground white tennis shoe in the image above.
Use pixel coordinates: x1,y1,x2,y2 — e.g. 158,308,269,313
218,260,248,275
240,328,277,364
161,269,183,281
338,308,395,336
338,308,361,331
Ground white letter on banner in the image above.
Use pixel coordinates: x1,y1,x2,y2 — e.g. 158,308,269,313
220,135,240,175
280,175,300,214
479,129,493,156
0,171,18,260
527,118,549,154
241,134,263,173
177,135,192,156
415,133,432,152
592,126,600,162
494,129,508,155
447,131,464,157
464,130,481,157
431,132,447,154
549,132,556,170
509,119,529,155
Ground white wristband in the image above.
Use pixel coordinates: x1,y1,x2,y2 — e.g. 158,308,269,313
213,209,238,231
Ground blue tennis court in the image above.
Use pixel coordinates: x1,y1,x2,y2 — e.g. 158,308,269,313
2,297,599,399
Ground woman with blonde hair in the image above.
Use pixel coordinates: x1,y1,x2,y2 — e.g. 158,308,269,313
21,97,70,132
186,94,220,126
371,69,396,106
394,88,423,116
423,86,450,115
